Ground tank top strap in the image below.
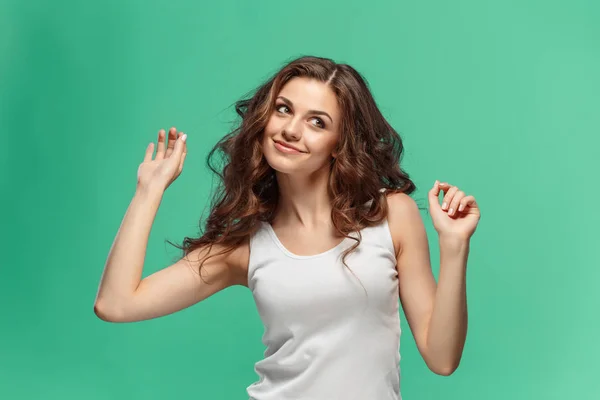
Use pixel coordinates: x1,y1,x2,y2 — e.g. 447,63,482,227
247,221,275,292
360,188,396,259
360,217,397,261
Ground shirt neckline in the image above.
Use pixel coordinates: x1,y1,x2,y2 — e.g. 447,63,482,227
263,222,353,260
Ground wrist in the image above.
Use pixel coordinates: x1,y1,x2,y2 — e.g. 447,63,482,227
135,183,165,199
439,234,470,251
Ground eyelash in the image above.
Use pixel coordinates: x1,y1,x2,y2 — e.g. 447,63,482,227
275,104,325,129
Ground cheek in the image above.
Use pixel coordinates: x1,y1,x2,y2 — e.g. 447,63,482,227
306,134,339,156
264,116,282,137
261,119,276,148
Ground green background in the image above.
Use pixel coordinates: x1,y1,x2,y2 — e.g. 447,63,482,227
1,0,598,399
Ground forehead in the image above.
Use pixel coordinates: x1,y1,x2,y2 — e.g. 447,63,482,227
278,77,339,114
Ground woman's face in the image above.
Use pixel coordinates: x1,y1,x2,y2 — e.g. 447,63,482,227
262,77,341,176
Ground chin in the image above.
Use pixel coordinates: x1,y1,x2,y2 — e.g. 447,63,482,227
264,151,303,175
265,152,333,180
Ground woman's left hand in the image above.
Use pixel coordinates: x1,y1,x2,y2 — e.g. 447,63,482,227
428,180,481,240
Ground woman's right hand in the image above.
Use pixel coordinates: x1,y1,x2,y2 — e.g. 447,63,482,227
137,127,188,192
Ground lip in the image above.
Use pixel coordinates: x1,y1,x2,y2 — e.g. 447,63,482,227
273,140,305,154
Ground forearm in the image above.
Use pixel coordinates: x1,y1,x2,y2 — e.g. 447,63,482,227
95,185,164,311
425,236,470,374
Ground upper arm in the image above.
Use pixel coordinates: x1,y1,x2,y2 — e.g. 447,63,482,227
101,242,249,323
386,192,437,359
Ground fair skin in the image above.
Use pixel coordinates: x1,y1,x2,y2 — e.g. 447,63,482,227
94,76,480,377
261,77,344,254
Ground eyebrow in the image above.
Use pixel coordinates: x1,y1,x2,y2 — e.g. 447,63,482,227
277,96,334,124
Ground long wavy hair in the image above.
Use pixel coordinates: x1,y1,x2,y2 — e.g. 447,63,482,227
170,55,417,277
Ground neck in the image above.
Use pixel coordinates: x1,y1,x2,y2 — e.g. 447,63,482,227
273,165,332,229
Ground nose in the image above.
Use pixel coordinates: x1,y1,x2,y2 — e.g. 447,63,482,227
282,119,302,141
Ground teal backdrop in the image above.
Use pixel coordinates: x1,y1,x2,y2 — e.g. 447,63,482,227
1,0,598,399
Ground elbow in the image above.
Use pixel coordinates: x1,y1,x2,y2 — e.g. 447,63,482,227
432,365,458,376
424,344,464,376
425,351,461,376
93,299,126,323
430,360,461,376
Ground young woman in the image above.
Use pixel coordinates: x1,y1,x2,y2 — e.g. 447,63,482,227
95,56,481,399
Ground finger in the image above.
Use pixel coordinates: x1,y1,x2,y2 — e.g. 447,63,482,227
172,132,183,159
143,142,154,163
156,129,166,160
179,136,188,172
428,180,442,209
448,190,465,216
438,182,453,198
171,132,187,164
438,182,451,193
165,127,177,158
441,185,459,211
458,195,476,212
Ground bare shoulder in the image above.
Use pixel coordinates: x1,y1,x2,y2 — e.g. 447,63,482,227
384,191,425,257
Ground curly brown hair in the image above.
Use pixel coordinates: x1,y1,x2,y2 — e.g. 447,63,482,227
170,55,418,275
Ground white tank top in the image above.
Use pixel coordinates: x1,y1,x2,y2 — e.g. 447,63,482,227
246,217,402,400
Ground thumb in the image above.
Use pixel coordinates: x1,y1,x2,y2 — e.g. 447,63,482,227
428,180,442,210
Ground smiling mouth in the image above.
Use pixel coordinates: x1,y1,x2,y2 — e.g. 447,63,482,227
273,140,305,154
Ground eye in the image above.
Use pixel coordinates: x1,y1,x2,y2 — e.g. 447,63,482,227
276,104,290,114
311,117,325,129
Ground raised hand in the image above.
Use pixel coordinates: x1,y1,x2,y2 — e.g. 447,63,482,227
137,127,188,192
428,180,481,240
